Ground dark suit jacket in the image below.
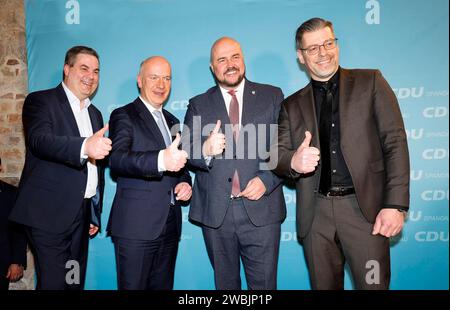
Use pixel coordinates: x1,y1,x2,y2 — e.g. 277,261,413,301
9,84,105,233
107,98,192,241
272,68,410,238
0,180,27,268
183,80,286,228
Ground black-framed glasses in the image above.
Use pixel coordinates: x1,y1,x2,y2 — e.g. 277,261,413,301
299,38,338,55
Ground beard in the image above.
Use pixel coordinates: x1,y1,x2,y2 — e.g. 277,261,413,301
215,67,245,88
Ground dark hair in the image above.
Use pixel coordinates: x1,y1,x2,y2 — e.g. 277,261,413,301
295,17,334,50
63,46,99,80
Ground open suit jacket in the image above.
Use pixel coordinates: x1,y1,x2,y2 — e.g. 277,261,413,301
107,98,192,241
272,68,410,238
9,84,105,233
183,80,286,228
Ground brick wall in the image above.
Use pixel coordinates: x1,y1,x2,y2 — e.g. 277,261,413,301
0,0,28,186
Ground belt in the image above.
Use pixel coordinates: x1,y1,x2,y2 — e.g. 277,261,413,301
319,186,355,197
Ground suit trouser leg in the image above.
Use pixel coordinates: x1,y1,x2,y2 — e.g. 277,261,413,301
113,206,179,290
334,195,390,290
202,199,281,290
303,194,390,290
26,200,90,290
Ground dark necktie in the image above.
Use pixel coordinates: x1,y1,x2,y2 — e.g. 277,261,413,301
318,83,333,192
228,89,240,197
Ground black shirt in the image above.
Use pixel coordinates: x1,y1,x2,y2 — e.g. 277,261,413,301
311,68,354,189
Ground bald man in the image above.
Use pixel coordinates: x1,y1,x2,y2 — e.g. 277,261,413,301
107,56,192,290
183,37,286,289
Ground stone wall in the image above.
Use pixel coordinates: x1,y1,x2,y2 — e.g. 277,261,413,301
0,0,35,290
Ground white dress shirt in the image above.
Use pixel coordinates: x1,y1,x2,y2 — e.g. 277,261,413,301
62,82,98,198
139,96,171,172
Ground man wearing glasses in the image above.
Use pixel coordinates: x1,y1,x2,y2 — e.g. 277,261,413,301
272,18,410,289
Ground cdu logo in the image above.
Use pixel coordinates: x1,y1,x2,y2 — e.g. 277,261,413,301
405,129,424,140
393,87,424,99
423,107,448,118
422,149,448,160
421,190,449,201
415,231,449,242
410,170,423,181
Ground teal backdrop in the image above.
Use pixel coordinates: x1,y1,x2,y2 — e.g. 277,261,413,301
24,0,449,289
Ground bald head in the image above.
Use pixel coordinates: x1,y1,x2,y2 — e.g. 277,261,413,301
209,37,246,89
137,56,172,109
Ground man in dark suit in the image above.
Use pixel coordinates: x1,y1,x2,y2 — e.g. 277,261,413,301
9,46,110,290
272,18,410,289
0,157,27,290
107,56,192,290
183,37,286,289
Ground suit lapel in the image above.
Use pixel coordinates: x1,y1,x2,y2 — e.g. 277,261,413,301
298,84,320,148
211,86,231,130
240,80,257,128
339,68,355,144
88,105,101,133
134,98,167,148
162,109,178,141
55,84,81,136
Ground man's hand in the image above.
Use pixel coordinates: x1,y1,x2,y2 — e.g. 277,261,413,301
202,120,225,157
89,224,99,236
6,264,24,282
164,133,188,172
84,124,112,160
174,182,192,201
239,177,266,201
372,209,405,238
290,131,320,174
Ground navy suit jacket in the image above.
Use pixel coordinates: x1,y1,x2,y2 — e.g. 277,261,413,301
9,84,105,233
107,98,192,241
0,181,27,268
183,80,286,228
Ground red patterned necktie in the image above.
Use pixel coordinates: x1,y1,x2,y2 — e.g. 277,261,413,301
228,89,240,197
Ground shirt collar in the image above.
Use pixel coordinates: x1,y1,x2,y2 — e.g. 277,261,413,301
219,78,246,97
139,95,163,114
311,67,340,91
62,82,91,110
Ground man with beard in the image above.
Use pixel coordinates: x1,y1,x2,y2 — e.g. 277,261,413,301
183,37,286,289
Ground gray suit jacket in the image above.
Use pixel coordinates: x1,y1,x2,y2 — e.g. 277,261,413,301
183,80,286,228
272,68,410,238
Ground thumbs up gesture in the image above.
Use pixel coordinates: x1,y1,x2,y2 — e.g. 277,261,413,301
290,131,320,174
84,124,112,160
164,133,188,172
202,120,226,157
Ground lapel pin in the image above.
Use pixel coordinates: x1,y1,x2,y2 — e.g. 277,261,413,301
252,90,256,95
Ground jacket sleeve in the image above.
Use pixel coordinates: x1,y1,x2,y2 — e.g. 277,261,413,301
372,70,410,208
108,108,162,178
23,92,85,168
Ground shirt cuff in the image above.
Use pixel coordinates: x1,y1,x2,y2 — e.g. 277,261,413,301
158,150,166,172
383,205,409,212
204,156,212,166
80,138,88,160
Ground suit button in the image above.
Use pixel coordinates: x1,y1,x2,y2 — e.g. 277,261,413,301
228,178,232,182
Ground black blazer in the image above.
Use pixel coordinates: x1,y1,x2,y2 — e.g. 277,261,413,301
0,180,27,268
9,84,105,233
107,98,191,241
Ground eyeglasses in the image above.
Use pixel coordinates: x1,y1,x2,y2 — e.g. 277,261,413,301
147,74,172,82
299,38,338,56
